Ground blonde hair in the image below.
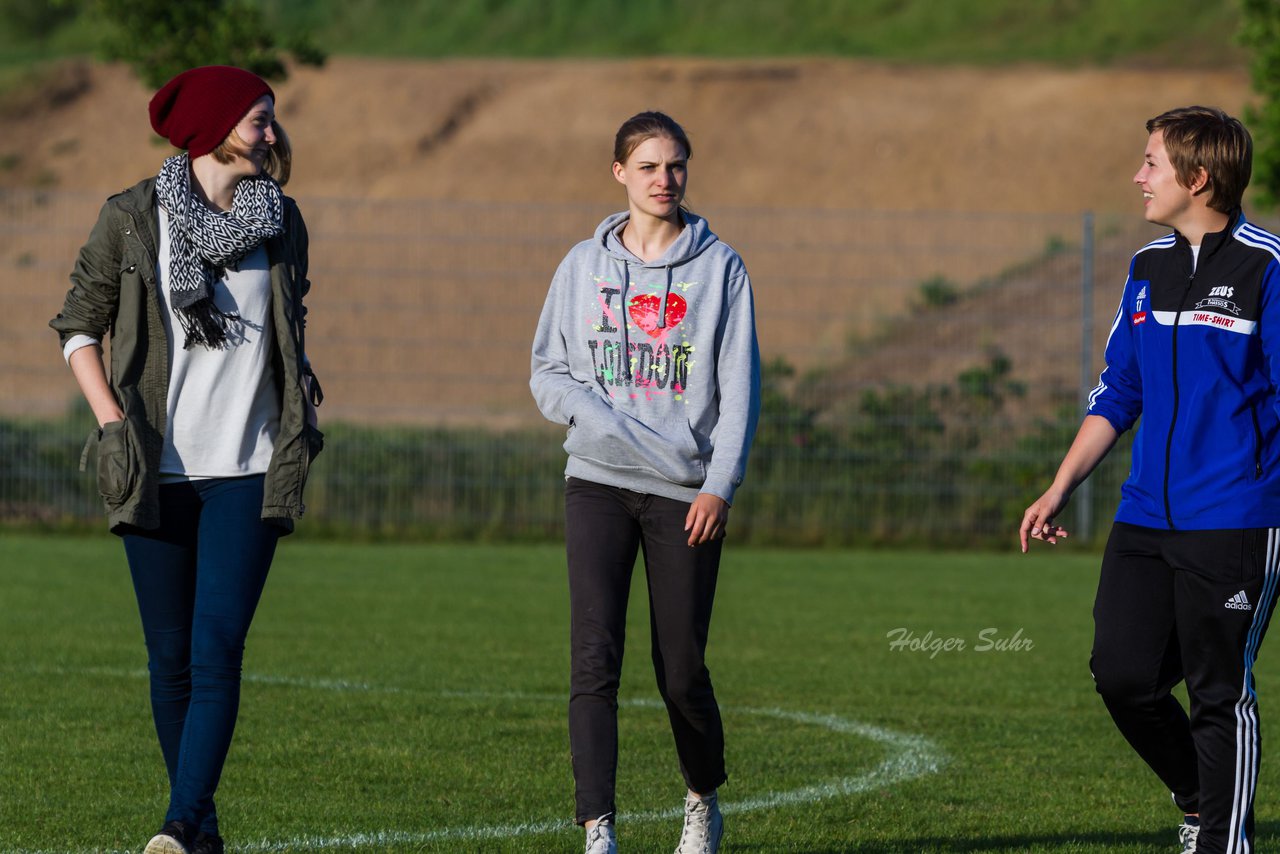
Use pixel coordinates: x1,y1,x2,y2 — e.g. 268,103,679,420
212,119,292,186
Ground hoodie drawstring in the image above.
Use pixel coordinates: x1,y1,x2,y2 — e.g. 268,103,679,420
658,265,672,330
620,260,631,385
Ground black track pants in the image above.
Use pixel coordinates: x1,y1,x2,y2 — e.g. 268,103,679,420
1091,522,1280,854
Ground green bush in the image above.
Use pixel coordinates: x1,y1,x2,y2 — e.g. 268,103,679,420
916,275,961,308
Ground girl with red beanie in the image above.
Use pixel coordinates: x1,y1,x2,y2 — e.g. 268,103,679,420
50,65,322,854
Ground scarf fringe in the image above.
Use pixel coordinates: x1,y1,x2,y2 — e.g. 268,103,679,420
176,297,242,350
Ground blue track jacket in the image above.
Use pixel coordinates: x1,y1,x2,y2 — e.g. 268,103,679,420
1089,211,1280,530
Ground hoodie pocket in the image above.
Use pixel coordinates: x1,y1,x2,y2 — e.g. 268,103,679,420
96,419,138,507
565,413,707,487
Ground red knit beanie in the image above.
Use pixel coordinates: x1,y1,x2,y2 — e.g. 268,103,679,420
149,66,274,158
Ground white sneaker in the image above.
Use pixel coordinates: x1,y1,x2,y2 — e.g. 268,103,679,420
674,791,722,854
1178,819,1199,854
584,815,617,854
144,821,192,854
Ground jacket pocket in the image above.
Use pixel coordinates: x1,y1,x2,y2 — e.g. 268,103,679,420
96,419,138,507
1240,528,1264,583
1250,405,1263,480
303,423,325,465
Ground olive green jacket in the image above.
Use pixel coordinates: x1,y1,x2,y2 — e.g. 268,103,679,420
50,177,324,534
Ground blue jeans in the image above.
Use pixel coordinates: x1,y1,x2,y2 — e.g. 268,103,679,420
122,475,280,835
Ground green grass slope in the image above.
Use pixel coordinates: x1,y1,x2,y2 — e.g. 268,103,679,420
0,0,1246,67
276,0,1244,64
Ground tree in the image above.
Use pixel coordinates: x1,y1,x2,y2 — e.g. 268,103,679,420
92,0,324,87
1241,0,1280,209
0,0,80,40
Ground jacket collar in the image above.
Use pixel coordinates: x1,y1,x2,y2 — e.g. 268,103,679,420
1174,207,1242,261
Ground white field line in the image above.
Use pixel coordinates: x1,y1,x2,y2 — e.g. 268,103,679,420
8,666,947,853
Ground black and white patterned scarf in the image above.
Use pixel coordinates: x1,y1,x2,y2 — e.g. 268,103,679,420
155,154,284,349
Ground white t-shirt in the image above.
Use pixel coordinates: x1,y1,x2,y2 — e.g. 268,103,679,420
65,208,281,479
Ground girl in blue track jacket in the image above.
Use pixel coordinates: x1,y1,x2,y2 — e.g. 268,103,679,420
1021,106,1280,854
1090,215,1280,530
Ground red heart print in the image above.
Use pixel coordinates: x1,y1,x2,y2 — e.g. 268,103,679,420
628,293,687,338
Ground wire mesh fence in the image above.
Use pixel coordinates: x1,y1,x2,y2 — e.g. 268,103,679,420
1,189,1154,545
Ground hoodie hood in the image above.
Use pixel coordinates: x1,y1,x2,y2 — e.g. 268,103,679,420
594,210,723,373
595,210,721,267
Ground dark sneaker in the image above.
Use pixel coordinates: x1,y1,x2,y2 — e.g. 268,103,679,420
191,832,225,854
144,820,193,854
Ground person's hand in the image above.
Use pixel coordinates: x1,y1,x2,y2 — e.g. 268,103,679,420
1019,488,1070,552
685,493,729,547
98,405,125,428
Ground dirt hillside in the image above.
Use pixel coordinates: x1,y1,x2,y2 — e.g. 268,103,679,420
0,57,1253,212
0,57,1255,424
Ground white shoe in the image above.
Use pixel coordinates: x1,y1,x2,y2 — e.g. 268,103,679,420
674,791,722,854
584,815,617,854
144,821,192,854
1177,819,1199,853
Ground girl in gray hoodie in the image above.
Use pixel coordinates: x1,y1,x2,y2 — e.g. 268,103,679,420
530,111,760,854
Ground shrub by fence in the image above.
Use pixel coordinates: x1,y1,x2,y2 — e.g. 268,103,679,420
0,356,1132,548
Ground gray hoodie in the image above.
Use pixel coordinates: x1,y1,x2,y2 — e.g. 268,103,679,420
531,210,760,504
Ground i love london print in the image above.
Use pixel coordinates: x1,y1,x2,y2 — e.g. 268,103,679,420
587,273,698,403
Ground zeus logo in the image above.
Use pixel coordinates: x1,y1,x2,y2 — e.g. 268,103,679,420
1209,285,1235,298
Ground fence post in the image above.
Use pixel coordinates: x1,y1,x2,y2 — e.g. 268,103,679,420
1077,211,1095,542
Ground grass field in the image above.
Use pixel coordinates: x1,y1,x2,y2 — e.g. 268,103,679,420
4,534,1280,853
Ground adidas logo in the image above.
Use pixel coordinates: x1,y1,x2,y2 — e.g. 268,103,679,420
1225,591,1253,611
